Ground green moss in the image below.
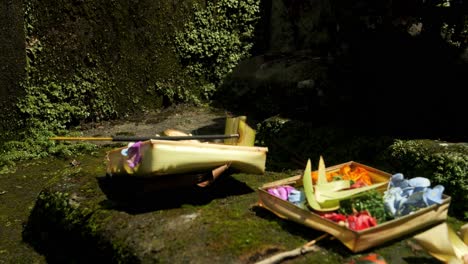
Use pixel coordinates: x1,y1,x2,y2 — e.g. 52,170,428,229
0,157,68,263
22,147,138,263
174,0,260,100
25,189,137,262
21,0,241,122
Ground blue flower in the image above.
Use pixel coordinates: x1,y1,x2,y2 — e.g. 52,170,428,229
423,185,444,206
385,173,444,218
288,189,305,205
409,177,431,192
401,187,415,197
389,173,410,189
397,191,426,216
384,187,405,216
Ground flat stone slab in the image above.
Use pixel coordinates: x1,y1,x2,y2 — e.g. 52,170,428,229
24,148,441,263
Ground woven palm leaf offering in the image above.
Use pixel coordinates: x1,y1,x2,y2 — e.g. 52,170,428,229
257,156,451,252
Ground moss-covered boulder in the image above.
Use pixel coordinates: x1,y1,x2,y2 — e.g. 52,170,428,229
22,148,329,263
23,147,458,263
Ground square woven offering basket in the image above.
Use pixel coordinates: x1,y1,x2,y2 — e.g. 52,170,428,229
257,161,451,252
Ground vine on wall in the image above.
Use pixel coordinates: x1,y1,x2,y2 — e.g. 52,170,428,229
174,0,260,99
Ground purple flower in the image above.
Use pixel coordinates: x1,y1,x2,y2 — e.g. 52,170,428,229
268,186,295,201
125,142,142,169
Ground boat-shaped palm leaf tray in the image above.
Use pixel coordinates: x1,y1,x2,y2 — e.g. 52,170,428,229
257,161,451,252
106,116,268,179
107,139,268,177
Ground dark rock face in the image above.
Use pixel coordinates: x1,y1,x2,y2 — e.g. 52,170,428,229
218,42,467,141
336,30,467,140
215,52,334,122
224,0,468,141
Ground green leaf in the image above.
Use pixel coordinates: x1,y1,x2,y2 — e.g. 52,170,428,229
317,182,387,201
317,155,327,185
303,157,389,212
303,159,339,211
316,180,351,192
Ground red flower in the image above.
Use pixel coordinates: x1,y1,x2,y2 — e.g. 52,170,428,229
321,212,347,223
347,211,377,231
347,253,388,264
320,211,378,231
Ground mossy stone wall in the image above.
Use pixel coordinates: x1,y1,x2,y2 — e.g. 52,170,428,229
25,0,207,114
267,0,333,54
0,0,25,134
250,0,334,56
0,0,208,135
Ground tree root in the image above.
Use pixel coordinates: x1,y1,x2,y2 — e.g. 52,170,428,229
255,234,329,264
